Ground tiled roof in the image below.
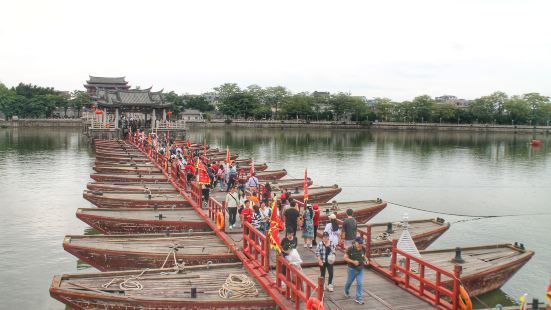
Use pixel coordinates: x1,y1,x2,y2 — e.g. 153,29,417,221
96,88,170,108
87,76,128,84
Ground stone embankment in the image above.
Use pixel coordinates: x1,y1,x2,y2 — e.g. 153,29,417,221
0,119,83,127
188,120,551,133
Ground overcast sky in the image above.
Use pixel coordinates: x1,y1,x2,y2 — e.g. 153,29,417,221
1,0,550,100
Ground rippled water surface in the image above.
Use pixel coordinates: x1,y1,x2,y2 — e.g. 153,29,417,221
0,127,549,309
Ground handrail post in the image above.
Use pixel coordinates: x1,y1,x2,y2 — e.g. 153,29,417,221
435,271,441,306
317,276,324,300
452,265,461,310
391,239,398,277
243,223,248,255
405,257,410,289
366,224,372,260
264,233,270,272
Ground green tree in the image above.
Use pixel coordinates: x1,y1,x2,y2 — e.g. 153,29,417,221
164,91,185,113
0,83,17,119
432,103,458,123
185,96,215,112
218,92,259,118
70,91,92,118
504,96,530,125
282,95,314,119
522,93,550,125
374,97,394,121
214,83,241,101
410,95,434,122
265,86,290,119
245,84,266,103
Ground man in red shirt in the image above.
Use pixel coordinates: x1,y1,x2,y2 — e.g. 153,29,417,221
312,204,320,245
241,200,253,224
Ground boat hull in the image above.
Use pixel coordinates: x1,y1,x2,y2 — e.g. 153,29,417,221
319,201,387,223
63,238,239,271
83,192,188,209
90,174,168,182
76,210,211,234
93,166,161,174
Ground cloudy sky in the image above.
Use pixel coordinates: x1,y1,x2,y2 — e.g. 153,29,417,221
1,0,549,100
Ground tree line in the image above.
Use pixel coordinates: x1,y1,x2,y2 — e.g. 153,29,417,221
0,82,92,119
2,81,550,125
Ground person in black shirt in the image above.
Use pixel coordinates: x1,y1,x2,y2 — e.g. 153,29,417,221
284,202,300,238
280,228,298,257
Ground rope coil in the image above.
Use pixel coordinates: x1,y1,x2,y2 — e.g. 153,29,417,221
218,274,259,299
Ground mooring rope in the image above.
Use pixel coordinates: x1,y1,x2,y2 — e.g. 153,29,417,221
101,269,148,291
218,274,259,299
387,201,551,220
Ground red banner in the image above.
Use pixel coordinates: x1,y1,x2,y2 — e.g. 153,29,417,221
250,159,254,177
196,160,210,185
226,146,230,163
268,198,284,253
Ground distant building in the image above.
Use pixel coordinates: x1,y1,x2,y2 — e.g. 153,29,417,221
435,95,470,109
312,91,330,98
201,92,220,107
180,109,204,122
84,76,130,98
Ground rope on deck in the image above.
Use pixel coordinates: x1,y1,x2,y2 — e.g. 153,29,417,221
218,274,259,299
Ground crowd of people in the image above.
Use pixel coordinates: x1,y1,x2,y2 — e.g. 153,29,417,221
134,131,368,305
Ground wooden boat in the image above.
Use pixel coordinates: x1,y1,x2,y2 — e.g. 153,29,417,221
289,218,450,267
93,165,161,174
364,218,450,255
269,177,313,190
317,199,387,223
241,169,287,181
50,263,275,310
90,173,168,182
235,163,269,172
63,232,238,271
87,182,178,194
95,155,150,162
94,161,158,168
233,158,253,165
209,154,239,161
371,243,534,297
273,185,342,203
76,207,211,234
83,190,188,208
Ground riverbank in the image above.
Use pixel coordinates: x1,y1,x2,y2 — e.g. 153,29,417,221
189,120,551,134
0,119,83,128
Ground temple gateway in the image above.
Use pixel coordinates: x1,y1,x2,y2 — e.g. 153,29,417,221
83,76,185,139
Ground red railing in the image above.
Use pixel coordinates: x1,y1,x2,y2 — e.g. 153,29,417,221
242,221,270,272
208,197,225,222
275,255,324,309
383,239,460,309
190,181,202,207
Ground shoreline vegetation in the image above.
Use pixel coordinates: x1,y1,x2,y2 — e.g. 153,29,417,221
1,118,550,134
1,82,551,127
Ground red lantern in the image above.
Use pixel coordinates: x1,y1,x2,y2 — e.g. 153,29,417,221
167,111,173,117
95,110,103,115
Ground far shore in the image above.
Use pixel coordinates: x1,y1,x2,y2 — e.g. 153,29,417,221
1,118,550,134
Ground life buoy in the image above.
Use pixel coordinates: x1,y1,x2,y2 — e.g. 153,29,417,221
216,211,225,230
306,297,324,310
458,285,473,310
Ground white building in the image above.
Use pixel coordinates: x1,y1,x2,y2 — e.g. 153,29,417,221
179,109,204,122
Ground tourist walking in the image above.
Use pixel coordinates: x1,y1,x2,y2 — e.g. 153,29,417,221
342,209,357,248
302,204,315,248
259,201,271,232
312,204,320,246
246,173,259,190
315,232,336,292
251,205,263,233
324,214,341,246
343,237,367,305
241,200,253,225
226,164,237,191
225,187,239,229
284,201,300,239
216,165,226,191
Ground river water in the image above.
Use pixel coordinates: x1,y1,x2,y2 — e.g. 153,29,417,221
0,127,549,309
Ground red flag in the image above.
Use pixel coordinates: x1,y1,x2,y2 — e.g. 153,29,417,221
196,160,210,185
203,142,207,155
304,168,309,203
547,277,551,302
187,139,191,148
226,146,230,163
268,198,284,253
250,159,254,177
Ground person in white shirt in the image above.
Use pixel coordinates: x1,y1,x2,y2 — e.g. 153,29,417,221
224,186,240,229
246,173,259,189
